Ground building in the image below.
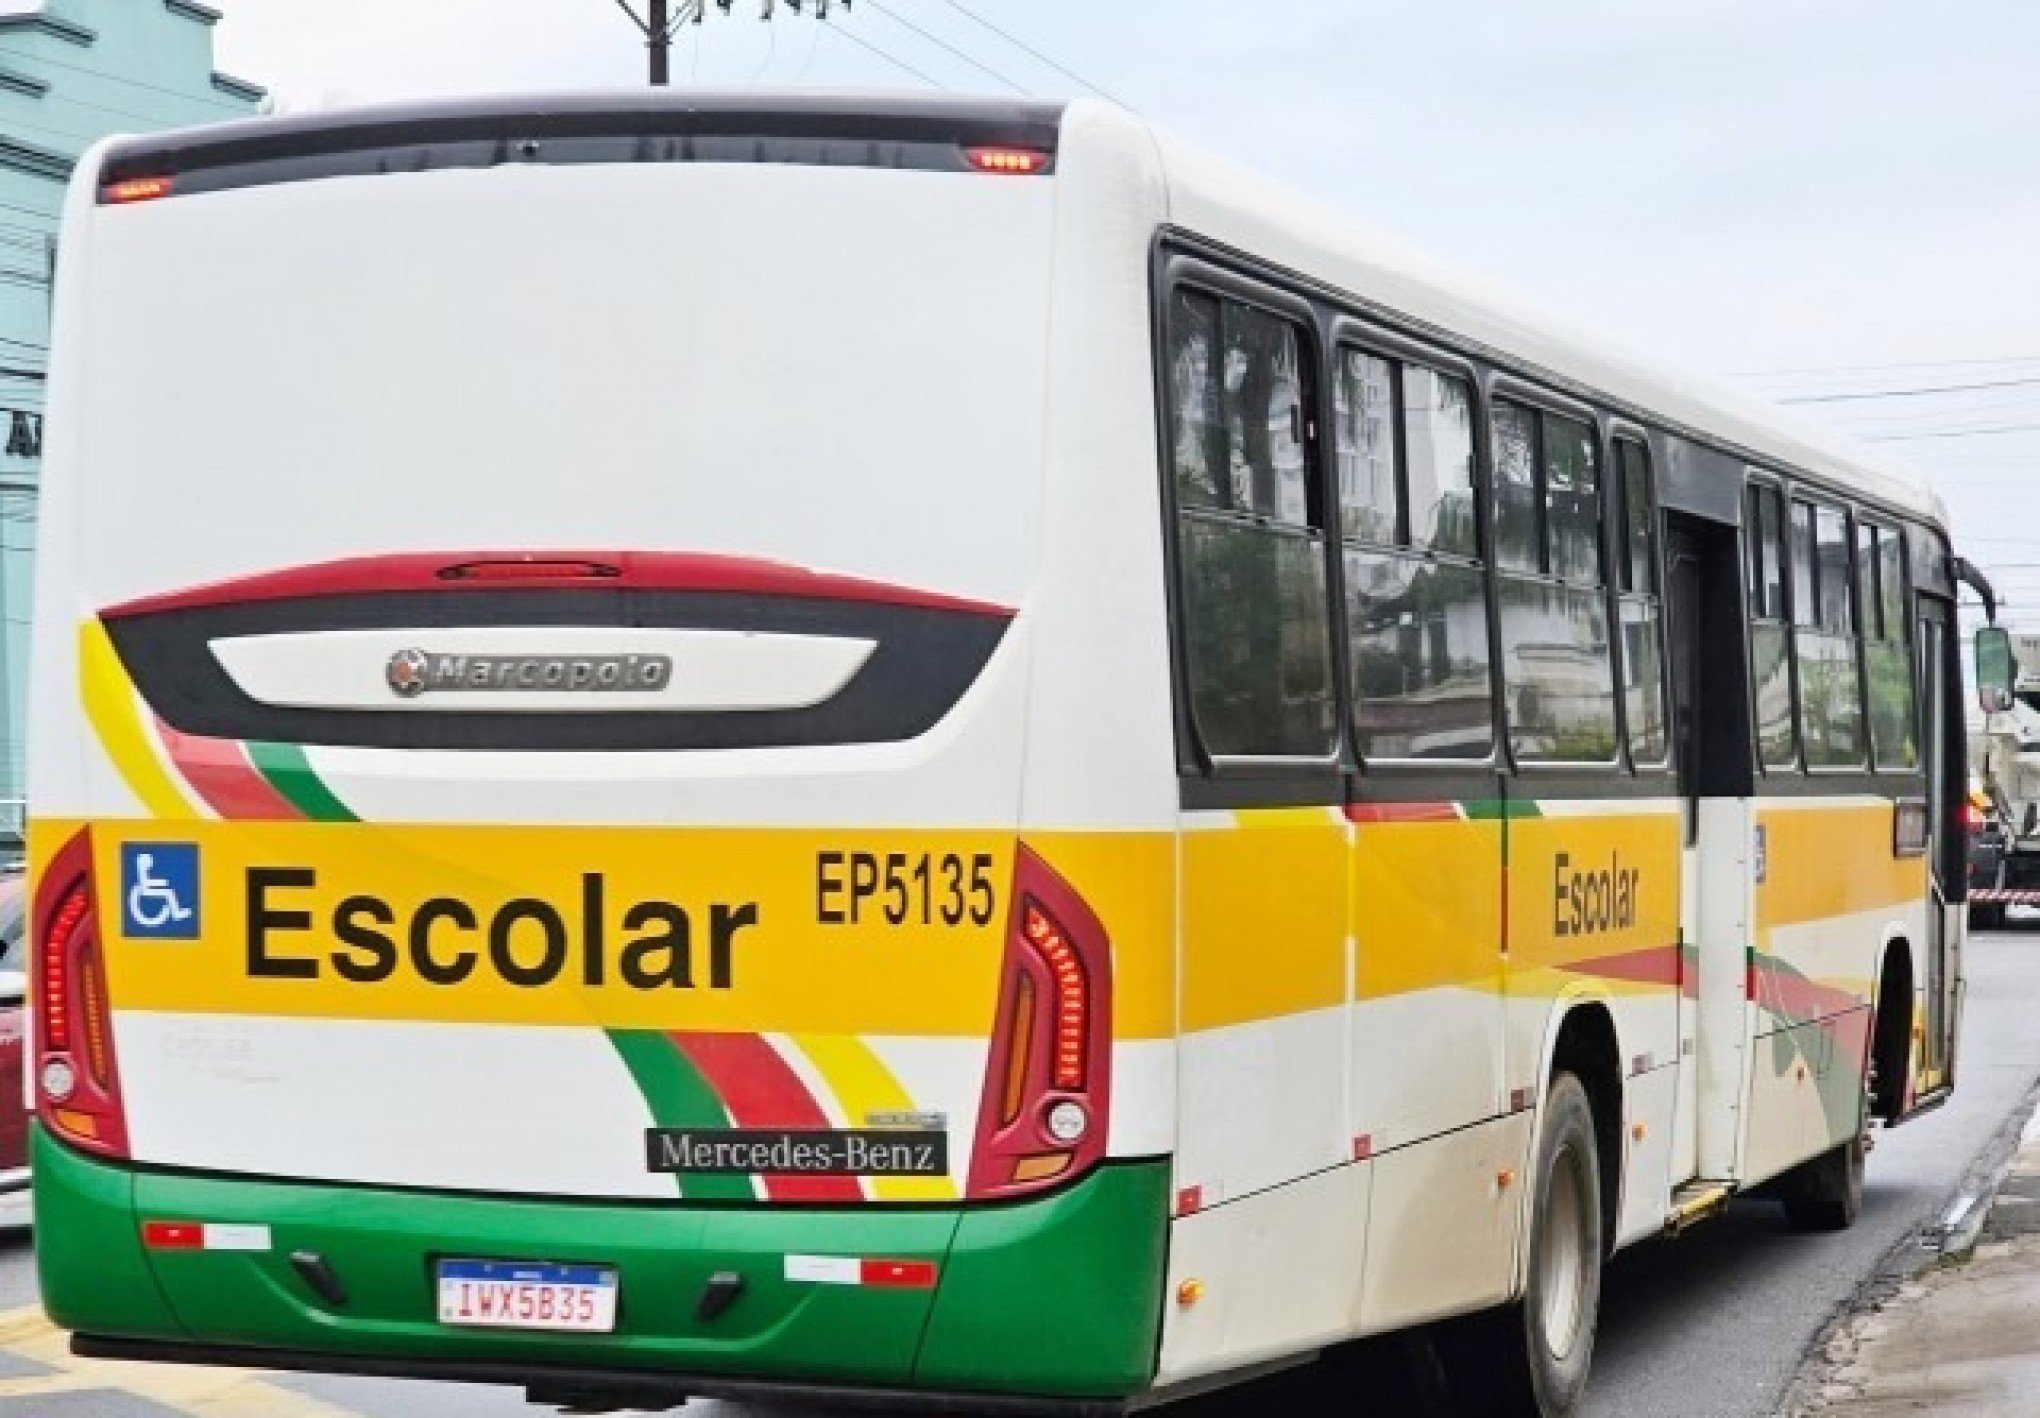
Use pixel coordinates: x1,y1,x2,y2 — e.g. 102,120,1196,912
0,0,261,847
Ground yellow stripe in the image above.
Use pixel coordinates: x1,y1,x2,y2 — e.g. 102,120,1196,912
78,619,195,821
793,1034,956,1201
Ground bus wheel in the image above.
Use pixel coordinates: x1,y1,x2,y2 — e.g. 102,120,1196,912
1779,1130,1866,1231
1455,1071,1603,1417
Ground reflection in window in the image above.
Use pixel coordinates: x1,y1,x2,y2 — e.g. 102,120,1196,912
1815,505,1854,635
1747,485,1786,621
1751,622,1798,768
1180,519,1336,757
1167,288,1334,760
1334,349,1398,544
1404,369,1477,559
1798,631,1865,767
1860,522,1917,771
1346,550,1494,760
1493,402,1539,573
1500,579,1618,763
1544,414,1600,585
1620,441,1654,595
1222,301,1310,526
1169,290,1222,510
1622,598,1668,765
1791,500,1817,629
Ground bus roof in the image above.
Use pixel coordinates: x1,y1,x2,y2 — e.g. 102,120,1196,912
95,88,1944,528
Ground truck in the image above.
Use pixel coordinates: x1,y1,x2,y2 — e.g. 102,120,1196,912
1967,631,2040,928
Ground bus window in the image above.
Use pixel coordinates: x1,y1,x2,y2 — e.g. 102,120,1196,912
1169,289,1336,760
1337,349,1493,760
1797,500,1866,768
1861,522,1919,770
1617,440,1668,765
1747,483,1797,769
1494,400,1618,764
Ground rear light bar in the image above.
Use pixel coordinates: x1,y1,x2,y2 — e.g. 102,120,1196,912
436,558,622,584
967,844,1112,1200
102,175,174,205
964,146,1051,176
33,829,130,1158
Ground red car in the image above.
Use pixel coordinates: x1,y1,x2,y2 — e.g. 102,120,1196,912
0,870,26,1225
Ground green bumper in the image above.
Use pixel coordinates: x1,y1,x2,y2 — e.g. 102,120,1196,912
34,1127,1169,1400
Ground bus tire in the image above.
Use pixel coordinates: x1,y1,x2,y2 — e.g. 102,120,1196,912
1779,1132,1865,1232
1456,1071,1603,1417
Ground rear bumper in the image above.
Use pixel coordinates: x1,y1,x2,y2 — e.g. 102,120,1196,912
35,1126,1169,1403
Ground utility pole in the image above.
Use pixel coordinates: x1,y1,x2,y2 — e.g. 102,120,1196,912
613,0,700,87
609,0,849,87
649,0,671,84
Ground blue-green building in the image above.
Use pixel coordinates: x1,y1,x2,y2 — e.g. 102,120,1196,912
0,0,262,847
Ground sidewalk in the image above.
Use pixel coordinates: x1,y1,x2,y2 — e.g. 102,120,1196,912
1796,1112,2040,1415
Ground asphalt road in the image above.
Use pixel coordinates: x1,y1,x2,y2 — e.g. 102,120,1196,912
3,932,2038,1417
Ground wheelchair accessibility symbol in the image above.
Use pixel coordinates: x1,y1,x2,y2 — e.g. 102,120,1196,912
120,843,200,940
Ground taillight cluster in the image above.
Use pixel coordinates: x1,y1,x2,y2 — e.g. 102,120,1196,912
33,829,129,1157
967,845,1111,1199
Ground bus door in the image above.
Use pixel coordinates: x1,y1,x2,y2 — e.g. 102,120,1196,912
1917,596,1961,1092
1665,513,1755,1184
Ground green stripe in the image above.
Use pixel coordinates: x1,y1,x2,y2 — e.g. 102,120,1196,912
246,741,359,822
606,1029,753,1202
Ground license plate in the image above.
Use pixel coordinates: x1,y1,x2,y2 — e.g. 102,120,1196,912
436,1260,619,1333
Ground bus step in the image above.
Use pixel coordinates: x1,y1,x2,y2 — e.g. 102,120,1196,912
1665,1181,1734,1237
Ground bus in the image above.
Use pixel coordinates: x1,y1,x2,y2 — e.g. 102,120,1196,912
27,92,1977,1417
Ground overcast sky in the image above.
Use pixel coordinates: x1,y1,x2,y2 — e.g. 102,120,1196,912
210,0,2040,614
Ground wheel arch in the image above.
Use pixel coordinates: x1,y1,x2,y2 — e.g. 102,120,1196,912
1514,989,1626,1294
1870,933,1916,1124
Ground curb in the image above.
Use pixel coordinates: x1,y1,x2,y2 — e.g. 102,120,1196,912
1775,1077,2040,1417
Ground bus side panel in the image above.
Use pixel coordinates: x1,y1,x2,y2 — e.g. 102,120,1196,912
1742,797,1924,1185
1351,807,1513,1332
1503,798,1685,1248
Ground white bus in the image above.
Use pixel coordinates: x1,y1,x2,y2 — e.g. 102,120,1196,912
29,92,1973,1416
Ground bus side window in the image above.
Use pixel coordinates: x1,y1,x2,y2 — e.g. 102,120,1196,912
1796,499,1867,768
1495,400,1619,765
1859,521,1918,771
1167,288,1337,761
1746,483,1797,770
1616,440,1668,767
1337,350,1494,761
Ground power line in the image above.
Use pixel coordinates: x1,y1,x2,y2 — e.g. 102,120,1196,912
935,0,1129,106
1868,424,2040,443
1732,354,2040,379
1781,375,2040,405
867,1,1028,94
823,20,948,88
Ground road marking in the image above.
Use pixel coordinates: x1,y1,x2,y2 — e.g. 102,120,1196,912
0,1305,366,1416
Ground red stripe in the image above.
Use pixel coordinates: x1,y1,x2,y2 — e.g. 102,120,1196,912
669,1033,863,1203
103,552,1015,620
1561,944,1683,989
1344,802,1462,824
155,722,303,820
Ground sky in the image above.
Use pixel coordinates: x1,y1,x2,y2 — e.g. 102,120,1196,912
208,0,2040,619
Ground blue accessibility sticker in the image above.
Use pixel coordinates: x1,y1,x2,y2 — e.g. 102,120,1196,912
120,842,200,940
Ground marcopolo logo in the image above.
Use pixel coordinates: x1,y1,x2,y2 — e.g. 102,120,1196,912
385,649,673,699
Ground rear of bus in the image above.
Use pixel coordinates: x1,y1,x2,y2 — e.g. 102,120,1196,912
28,94,1180,1408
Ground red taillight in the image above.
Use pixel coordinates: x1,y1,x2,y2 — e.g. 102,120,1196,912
968,844,1112,1200
436,558,623,584
964,146,1051,176
103,175,174,204
141,1221,204,1251
33,829,130,1159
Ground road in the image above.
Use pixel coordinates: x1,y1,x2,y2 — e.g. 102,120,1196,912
1,932,2036,1417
